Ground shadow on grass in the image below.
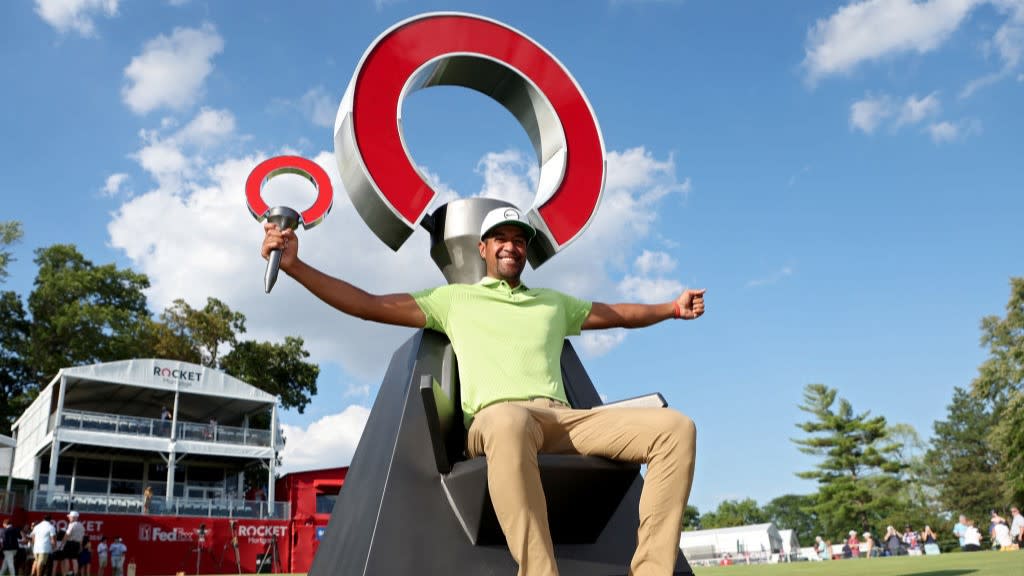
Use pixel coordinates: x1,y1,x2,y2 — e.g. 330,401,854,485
897,565,974,569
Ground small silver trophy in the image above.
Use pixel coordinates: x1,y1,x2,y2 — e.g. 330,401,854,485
245,155,334,293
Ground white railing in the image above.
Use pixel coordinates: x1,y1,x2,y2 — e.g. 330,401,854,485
60,409,274,447
31,490,289,519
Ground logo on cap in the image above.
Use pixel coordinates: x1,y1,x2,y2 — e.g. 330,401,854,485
503,208,519,220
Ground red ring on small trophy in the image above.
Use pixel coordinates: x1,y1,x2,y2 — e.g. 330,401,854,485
245,155,334,228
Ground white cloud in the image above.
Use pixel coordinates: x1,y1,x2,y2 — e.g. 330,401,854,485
928,121,961,142
102,173,129,197
122,24,224,115
634,250,677,275
617,275,684,303
849,95,894,133
473,149,538,210
129,107,237,192
35,0,118,36
851,92,944,134
177,107,236,148
747,266,794,288
278,405,370,473
578,330,627,357
803,0,981,83
897,92,942,125
930,118,982,142
299,87,337,128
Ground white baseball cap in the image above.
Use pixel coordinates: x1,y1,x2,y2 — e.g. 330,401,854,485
68,511,79,519
479,207,536,241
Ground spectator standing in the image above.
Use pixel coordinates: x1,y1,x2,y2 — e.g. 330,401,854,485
989,511,1004,550
814,536,830,561
19,525,32,576
884,525,902,556
76,538,90,576
963,519,982,552
159,407,171,437
61,512,85,576
106,540,125,576
29,516,55,576
93,539,107,576
142,487,152,515
2,519,19,576
902,525,920,555
862,532,875,558
992,518,1012,549
846,531,860,558
1010,506,1024,547
922,525,940,555
953,514,968,550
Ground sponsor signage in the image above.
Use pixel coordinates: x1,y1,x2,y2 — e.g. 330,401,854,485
153,365,203,386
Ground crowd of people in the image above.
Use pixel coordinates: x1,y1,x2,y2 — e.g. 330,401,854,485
953,507,1023,552
811,505,1023,560
0,513,128,576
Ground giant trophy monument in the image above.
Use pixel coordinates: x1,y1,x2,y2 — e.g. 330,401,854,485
253,13,695,575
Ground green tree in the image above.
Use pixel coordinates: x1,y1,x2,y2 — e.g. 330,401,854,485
681,505,701,531
0,221,30,433
27,245,153,384
923,387,1003,523
221,336,319,413
971,277,1024,503
0,221,24,282
0,291,31,434
793,384,904,538
698,498,767,529
762,494,820,546
156,297,245,366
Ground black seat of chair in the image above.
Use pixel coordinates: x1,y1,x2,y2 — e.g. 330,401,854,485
418,338,642,546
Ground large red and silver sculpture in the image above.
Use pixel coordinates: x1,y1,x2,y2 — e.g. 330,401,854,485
309,12,694,576
334,11,605,272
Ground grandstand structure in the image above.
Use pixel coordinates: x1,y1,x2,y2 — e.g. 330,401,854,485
10,358,287,519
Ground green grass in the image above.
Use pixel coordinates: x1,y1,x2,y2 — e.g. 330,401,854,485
692,550,1022,576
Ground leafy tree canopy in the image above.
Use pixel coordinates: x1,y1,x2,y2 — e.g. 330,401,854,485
27,244,152,384
698,498,767,529
971,277,1024,503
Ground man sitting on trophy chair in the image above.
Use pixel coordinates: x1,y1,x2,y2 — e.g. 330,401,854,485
261,206,704,576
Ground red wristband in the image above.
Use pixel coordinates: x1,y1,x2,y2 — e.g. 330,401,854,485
673,301,682,319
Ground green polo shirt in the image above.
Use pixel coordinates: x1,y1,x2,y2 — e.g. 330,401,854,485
412,277,592,426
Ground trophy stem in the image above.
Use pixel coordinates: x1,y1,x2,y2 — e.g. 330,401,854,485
264,206,301,293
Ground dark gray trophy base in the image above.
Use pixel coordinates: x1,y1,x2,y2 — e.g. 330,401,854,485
309,330,694,575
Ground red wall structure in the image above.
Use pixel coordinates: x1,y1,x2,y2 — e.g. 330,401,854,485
1,466,347,576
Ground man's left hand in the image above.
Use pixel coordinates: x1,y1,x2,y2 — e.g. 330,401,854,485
676,289,706,320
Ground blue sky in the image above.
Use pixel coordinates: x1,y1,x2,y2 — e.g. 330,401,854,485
2,0,1022,515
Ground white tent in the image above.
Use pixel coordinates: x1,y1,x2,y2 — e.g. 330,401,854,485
679,523,783,563
778,529,802,558
11,358,282,508
1,433,14,480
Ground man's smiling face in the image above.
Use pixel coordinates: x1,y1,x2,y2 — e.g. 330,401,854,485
478,224,529,286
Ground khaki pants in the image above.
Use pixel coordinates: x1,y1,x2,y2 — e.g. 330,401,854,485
467,399,697,576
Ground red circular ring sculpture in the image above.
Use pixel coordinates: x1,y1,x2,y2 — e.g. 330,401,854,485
334,12,605,267
245,155,334,229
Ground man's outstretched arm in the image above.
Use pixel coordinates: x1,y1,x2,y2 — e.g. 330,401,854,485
262,223,426,328
582,289,705,330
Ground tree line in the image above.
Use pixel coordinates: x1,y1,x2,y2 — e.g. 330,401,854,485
0,220,319,435
684,276,1024,550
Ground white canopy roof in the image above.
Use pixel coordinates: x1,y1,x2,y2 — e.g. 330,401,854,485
45,358,273,424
